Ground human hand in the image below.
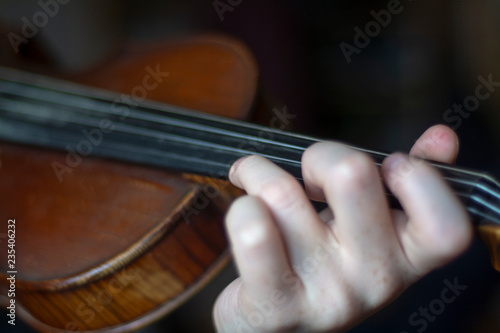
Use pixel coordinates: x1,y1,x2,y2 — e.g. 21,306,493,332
213,125,472,332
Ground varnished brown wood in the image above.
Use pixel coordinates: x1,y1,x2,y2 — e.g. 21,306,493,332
477,224,500,271
1,168,231,331
75,35,258,119
0,35,257,332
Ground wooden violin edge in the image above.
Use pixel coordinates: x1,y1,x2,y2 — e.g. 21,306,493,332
0,251,232,333
0,184,234,332
477,224,500,271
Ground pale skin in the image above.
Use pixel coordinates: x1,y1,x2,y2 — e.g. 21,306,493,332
213,124,473,332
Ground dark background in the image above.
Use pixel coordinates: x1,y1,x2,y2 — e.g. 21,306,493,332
1,0,499,332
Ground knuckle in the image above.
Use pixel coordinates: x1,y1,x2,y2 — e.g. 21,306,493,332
238,155,266,174
328,153,376,190
302,141,340,168
258,175,304,210
303,141,327,158
225,196,250,230
226,196,261,225
227,195,267,221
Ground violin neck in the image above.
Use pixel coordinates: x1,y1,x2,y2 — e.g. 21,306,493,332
0,66,499,226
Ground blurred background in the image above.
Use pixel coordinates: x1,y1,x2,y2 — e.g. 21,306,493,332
1,0,500,332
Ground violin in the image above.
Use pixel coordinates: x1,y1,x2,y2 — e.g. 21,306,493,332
0,35,499,332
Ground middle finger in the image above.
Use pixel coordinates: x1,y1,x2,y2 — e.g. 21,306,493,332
302,142,399,261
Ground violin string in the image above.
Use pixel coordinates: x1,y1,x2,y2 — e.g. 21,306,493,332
0,77,312,153
0,77,491,182
0,77,496,192
0,71,415,171
0,67,493,177
0,75,478,171
0,79,494,190
0,79,475,171
1,74,499,224
0,85,477,182
0,97,305,168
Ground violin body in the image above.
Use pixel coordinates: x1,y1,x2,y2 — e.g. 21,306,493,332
0,35,257,332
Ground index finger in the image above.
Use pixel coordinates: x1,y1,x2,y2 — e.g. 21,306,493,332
229,155,329,265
